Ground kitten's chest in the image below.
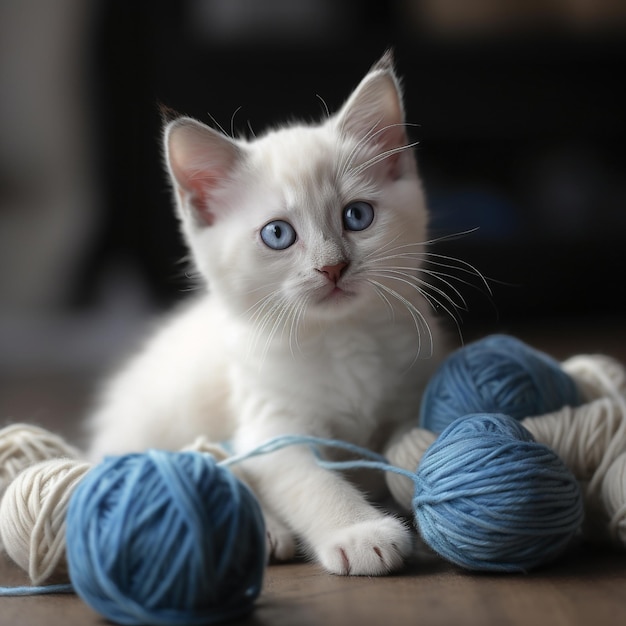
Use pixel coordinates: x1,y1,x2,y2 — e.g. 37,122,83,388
237,320,432,442
312,326,407,397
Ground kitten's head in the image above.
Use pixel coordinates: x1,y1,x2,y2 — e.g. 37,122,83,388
164,52,429,329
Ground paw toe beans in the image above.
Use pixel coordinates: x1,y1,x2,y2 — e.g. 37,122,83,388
318,517,411,576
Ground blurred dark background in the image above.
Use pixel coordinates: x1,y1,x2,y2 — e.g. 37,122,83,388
1,0,625,379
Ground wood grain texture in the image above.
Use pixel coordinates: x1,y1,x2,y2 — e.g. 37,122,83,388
2,543,626,626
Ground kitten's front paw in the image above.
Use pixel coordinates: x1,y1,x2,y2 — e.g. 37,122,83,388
316,517,412,576
265,512,297,563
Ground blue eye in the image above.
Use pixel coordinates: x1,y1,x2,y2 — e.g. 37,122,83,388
260,220,297,250
343,201,374,232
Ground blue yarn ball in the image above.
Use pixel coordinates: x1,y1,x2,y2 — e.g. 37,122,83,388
66,450,266,626
413,413,584,572
420,334,582,433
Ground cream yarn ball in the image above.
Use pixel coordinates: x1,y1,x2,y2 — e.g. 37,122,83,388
602,452,626,546
0,458,91,584
0,423,81,495
384,428,436,512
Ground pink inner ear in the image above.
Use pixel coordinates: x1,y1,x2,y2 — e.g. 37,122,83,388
359,122,407,182
385,152,402,181
199,209,216,227
176,185,216,226
178,167,231,226
166,118,241,227
337,70,408,182
378,124,407,181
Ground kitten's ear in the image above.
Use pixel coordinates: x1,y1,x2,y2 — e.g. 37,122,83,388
164,117,242,226
335,51,408,177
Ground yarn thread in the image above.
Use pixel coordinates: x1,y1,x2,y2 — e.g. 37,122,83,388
420,335,582,433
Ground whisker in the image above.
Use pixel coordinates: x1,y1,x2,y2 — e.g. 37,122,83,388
365,243,492,299
365,227,480,255
368,279,434,363
372,266,468,312
422,253,492,295
338,117,385,179
230,106,243,138
238,282,284,298
206,111,229,137
419,267,488,307
259,295,295,365
379,262,469,304
241,290,278,322
249,301,281,365
361,233,405,263
350,140,419,177
316,94,331,119
244,295,282,360
369,269,463,334
370,282,396,322
288,295,308,358
422,228,481,246
340,122,420,180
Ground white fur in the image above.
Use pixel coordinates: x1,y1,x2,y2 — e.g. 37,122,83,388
87,53,450,575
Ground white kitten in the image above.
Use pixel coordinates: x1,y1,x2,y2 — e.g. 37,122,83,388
87,52,450,575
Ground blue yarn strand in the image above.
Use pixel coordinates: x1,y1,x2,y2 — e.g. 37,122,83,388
0,584,74,596
221,434,389,468
223,433,420,486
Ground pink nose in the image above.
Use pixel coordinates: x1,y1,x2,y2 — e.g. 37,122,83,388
317,262,349,284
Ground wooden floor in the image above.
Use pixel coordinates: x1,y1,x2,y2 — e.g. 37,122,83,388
2,543,626,626
253,546,626,626
1,315,626,625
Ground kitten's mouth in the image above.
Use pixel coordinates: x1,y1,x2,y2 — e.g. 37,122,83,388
318,285,356,305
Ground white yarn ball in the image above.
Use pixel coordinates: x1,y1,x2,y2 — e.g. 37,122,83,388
0,423,81,495
384,428,436,511
562,354,626,401
601,451,626,547
522,398,626,482
0,458,91,584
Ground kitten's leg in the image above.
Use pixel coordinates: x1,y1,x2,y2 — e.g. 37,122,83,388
262,505,297,562
238,445,412,576
228,462,297,562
